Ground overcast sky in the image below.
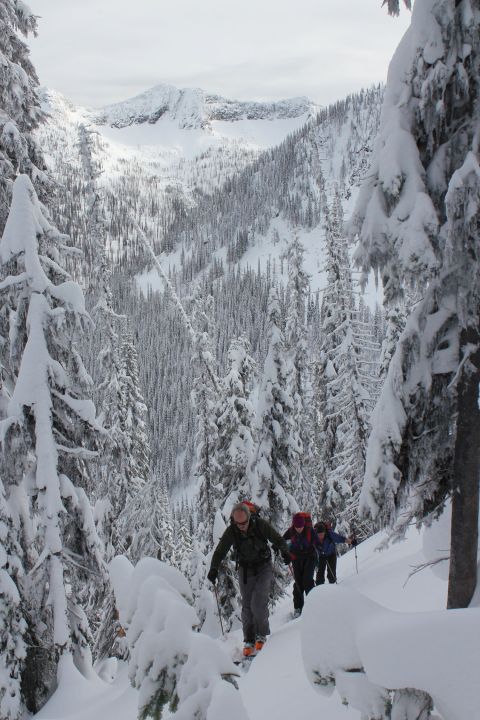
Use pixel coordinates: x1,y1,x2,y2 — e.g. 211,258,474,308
27,0,411,109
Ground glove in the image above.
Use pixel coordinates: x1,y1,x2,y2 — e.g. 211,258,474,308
207,568,218,584
281,551,292,565
350,538,358,547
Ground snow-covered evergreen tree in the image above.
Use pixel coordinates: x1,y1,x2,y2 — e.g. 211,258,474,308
0,481,25,720
120,477,176,564
110,555,247,720
187,537,217,632
203,335,256,631
77,123,144,661
315,192,375,534
0,175,105,699
285,233,311,505
78,123,130,554
379,303,406,380
192,294,222,546
174,499,194,580
78,131,150,515
119,328,150,493
161,483,178,562
0,0,47,232
250,286,299,530
352,0,480,607
193,385,219,536
0,13,55,700
77,124,105,274
215,336,256,513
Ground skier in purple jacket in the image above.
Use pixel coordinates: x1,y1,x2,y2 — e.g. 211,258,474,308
314,521,354,585
283,512,320,617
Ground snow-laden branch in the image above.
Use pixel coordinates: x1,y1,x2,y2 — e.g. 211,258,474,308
0,271,28,290
51,389,104,431
110,556,249,720
54,443,98,459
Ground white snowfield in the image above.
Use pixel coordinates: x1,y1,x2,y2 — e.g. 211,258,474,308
41,84,315,167
35,509,478,720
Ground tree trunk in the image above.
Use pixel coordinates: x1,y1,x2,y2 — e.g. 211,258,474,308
447,326,480,609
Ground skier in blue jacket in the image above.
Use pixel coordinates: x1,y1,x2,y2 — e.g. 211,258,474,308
314,521,354,585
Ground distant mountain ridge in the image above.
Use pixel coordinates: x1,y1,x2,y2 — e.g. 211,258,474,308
93,83,317,130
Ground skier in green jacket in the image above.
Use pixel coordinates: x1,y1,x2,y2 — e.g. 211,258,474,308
207,502,291,657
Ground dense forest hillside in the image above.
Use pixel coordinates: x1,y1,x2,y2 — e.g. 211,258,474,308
35,82,384,494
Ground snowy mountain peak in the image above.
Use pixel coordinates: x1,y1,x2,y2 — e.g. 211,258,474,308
93,82,316,130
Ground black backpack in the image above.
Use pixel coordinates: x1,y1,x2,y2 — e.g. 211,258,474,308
230,515,271,568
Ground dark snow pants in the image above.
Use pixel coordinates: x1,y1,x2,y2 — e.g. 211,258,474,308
316,553,337,585
292,554,317,610
238,561,273,643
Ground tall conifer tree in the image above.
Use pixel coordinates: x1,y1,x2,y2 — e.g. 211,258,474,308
285,233,311,504
215,336,256,513
352,0,480,607
315,193,374,533
0,0,47,232
250,286,299,529
0,481,25,719
0,176,104,703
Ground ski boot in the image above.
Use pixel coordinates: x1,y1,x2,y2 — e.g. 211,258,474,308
254,635,266,652
243,642,255,658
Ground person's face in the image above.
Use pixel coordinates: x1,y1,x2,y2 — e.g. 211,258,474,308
294,525,304,533
318,531,326,541
233,510,249,532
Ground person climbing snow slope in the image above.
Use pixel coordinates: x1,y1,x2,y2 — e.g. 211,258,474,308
283,512,320,617
314,521,355,585
207,502,291,657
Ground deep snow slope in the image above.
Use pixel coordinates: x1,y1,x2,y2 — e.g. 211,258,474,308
240,519,449,720
34,514,456,720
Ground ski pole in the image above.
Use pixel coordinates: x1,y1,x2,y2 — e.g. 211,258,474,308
351,526,359,574
212,583,225,637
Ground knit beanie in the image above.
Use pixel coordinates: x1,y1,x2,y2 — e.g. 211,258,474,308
292,514,305,529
